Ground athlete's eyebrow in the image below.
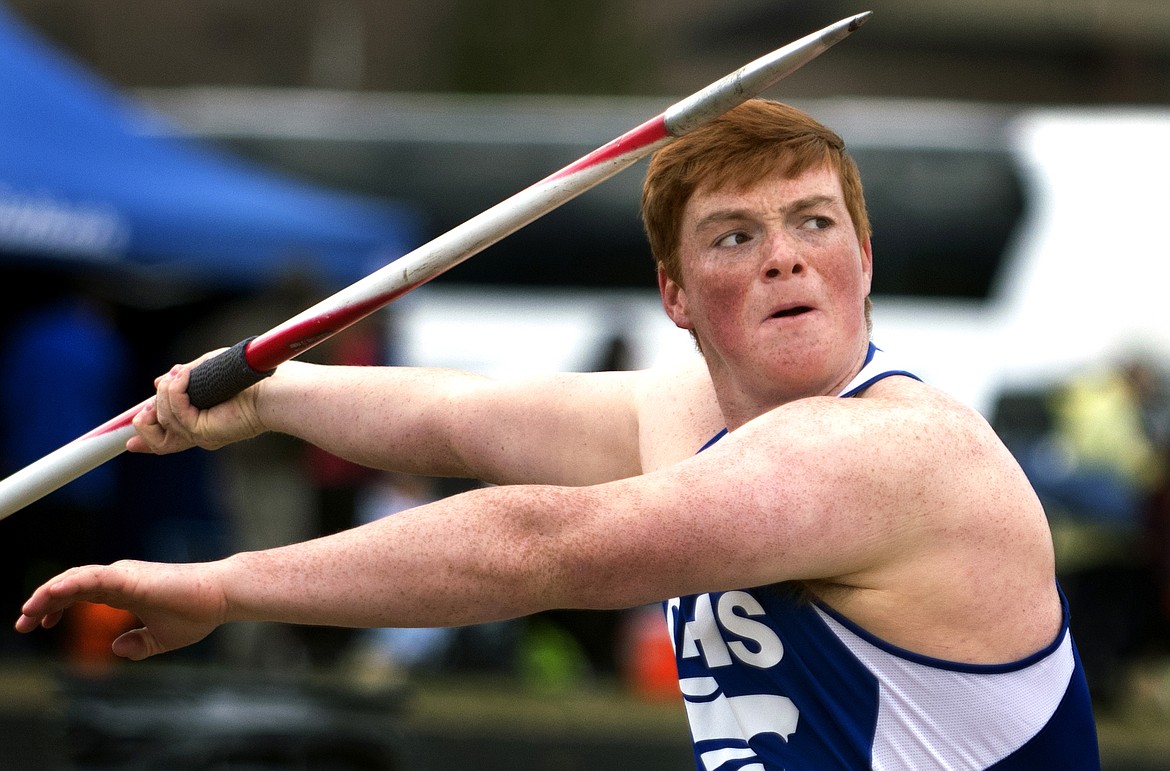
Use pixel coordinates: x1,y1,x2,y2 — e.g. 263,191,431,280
691,194,840,232
787,194,838,213
691,208,754,233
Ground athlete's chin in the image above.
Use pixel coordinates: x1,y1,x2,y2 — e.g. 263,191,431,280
759,339,848,382
756,328,832,363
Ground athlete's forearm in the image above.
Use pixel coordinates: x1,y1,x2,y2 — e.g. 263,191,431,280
218,484,605,629
255,361,493,478
255,362,646,486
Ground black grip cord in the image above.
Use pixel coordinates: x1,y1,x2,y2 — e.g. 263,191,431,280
186,337,275,410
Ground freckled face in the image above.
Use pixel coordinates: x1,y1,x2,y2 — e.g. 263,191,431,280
660,165,873,411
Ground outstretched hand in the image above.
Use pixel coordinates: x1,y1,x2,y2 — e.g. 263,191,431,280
14,560,229,660
127,351,267,455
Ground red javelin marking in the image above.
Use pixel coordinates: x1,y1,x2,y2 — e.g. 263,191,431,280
81,400,149,440
545,115,670,183
247,278,428,373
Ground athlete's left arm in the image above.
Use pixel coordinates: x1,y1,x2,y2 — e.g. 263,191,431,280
203,396,949,630
18,379,1026,654
221,378,1013,620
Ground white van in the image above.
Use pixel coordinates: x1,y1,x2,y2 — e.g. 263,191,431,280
866,103,1170,416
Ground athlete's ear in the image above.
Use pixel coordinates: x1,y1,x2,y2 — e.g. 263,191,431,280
659,264,693,331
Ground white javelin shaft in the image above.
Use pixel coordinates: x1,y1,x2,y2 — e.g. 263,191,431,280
0,12,871,521
0,404,143,522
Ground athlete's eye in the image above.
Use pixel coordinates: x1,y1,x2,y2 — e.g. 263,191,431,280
715,231,751,247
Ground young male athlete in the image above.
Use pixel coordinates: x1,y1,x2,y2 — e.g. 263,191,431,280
17,100,1100,769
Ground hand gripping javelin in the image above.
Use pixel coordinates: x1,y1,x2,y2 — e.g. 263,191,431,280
0,12,871,521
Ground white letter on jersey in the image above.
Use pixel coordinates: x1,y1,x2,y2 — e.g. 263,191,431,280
717,591,784,669
681,593,733,667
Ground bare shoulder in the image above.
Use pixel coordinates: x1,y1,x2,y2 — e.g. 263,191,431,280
858,374,1050,540
736,374,1001,459
709,372,1048,588
756,375,1058,661
784,374,1033,525
854,375,1013,467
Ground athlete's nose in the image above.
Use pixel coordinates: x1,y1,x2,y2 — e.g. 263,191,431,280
761,236,805,280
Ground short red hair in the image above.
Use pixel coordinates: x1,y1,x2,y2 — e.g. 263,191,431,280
642,99,871,285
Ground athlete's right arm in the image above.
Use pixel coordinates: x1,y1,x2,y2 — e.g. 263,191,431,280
129,358,692,487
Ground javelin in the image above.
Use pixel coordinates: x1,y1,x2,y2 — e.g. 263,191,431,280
0,12,871,521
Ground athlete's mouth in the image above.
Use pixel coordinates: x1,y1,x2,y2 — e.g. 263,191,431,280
771,305,813,319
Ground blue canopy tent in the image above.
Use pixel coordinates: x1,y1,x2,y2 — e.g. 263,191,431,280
0,6,423,625
0,3,417,300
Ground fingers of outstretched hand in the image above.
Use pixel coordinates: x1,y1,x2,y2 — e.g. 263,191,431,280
13,608,62,634
15,561,224,661
15,565,118,633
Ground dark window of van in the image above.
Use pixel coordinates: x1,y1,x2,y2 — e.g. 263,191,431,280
852,148,1025,300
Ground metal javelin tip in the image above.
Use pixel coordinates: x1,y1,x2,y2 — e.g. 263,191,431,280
663,12,874,137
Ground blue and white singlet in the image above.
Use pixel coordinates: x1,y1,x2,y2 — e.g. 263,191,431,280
668,344,1100,770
